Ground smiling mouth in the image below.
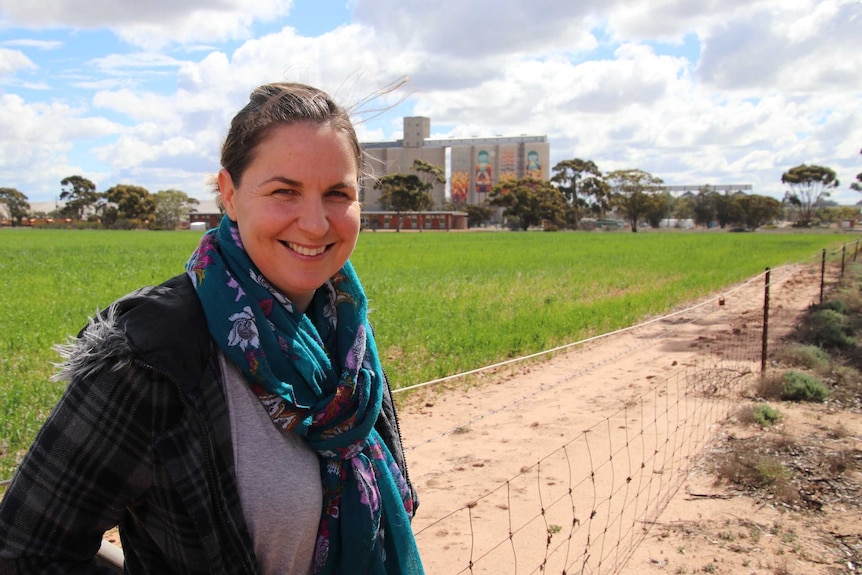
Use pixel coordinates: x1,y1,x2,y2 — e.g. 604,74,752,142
285,242,328,257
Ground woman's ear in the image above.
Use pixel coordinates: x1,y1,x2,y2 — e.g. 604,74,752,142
218,169,238,221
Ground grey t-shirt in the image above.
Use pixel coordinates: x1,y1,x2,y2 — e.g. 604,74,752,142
220,354,323,575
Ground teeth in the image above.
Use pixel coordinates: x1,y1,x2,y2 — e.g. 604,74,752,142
288,243,326,256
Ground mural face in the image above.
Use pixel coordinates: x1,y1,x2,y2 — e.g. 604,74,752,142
475,149,493,197
525,150,541,179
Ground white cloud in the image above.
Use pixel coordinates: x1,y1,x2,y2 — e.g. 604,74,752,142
92,89,180,122
0,0,295,49
89,52,189,73
1,38,62,49
0,47,36,78
697,0,861,92
602,0,765,42
354,0,598,59
0,94,122,194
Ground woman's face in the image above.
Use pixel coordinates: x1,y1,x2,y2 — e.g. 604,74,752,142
220,122,361,312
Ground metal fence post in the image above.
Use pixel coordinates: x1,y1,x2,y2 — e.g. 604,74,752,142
820,249,826,304
761,268,771,375
841,244,846,281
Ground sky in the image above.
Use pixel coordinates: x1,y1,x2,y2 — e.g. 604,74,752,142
1,0,860,208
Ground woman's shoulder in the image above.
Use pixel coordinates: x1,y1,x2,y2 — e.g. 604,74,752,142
55,273,212,385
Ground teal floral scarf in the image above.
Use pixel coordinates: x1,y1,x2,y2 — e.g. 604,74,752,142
186,216,423,575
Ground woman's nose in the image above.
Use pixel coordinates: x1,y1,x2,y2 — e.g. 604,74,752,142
296,196,329,236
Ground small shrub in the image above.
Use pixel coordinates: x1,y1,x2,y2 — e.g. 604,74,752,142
832,364,861,383
755,459,789,486
811,299,850,315
751,404,782,427
715,451,789,490
771,344,830,372
756,373,786,400
781,371,830,402
804,309,857,349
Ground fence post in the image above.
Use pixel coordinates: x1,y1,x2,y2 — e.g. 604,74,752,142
841,244,847,281
820,249,826,304
761,268,771,375
855,240,859,263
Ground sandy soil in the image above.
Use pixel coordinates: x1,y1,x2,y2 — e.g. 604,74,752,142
397,263,862,575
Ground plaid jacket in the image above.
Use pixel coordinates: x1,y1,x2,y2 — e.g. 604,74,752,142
0,274,416,575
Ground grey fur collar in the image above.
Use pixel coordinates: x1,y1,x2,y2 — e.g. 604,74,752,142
52,303,133,384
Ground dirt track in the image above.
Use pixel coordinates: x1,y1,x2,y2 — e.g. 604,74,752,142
397,263,862,574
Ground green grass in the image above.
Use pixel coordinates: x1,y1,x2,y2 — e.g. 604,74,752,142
0,227,856,480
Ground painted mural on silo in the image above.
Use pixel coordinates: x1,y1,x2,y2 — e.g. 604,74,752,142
474,149,493,201
525,149,542,179
450,147,471,205
499,144,517,182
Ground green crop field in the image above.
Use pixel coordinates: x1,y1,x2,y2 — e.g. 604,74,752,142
0,227,857,481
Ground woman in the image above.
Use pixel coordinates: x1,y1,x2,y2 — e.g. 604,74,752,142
0,83,424,575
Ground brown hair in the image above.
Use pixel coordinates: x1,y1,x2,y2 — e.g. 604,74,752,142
215,82,362,202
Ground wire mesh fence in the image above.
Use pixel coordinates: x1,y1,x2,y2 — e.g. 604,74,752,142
404,243,855,574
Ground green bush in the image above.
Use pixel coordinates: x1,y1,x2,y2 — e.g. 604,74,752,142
805,309,857,349
751,404,783,427
781,371,831,402
772,344,830,372
811,300,850,315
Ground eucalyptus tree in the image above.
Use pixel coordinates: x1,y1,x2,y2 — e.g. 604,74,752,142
781,164,839,227
690,186,720,227
411,159,445,191
730,194,782,231
374,174,434,231
551,158,606,226
605,169,664,232
0,187,30,226
488,177,566,231
153,189,200,229
103,184,155,227
59,175,100,220
372,159,443,231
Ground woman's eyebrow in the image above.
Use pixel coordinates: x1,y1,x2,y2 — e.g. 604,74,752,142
262,176,303,188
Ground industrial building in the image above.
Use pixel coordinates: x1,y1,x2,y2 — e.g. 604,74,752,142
361,117,550,209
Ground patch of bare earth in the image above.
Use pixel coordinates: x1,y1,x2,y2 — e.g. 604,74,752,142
624,401,862,575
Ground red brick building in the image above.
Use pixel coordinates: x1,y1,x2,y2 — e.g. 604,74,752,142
362,211,467,231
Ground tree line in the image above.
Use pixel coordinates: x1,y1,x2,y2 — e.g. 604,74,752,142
0,176,200,229
2,150,860,231
373,151,861,232
490,157,860,232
